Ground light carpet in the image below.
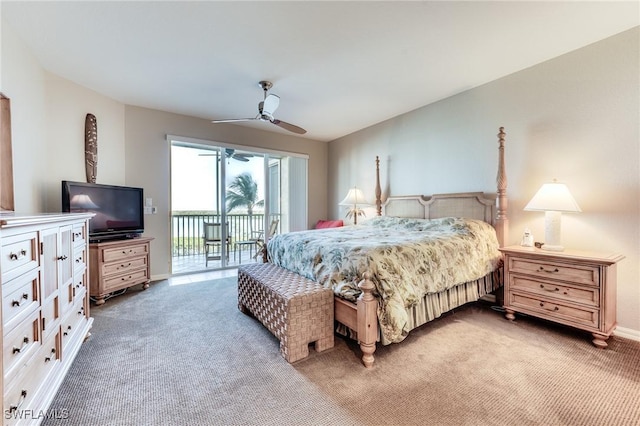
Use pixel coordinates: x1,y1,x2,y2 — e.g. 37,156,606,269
43,277,640,425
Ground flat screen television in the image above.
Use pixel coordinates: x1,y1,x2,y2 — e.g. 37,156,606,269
62,181,144,242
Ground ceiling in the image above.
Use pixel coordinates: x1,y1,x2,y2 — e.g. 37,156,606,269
2,1,638,142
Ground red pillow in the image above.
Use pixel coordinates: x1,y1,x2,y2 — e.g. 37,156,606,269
315,219,344,229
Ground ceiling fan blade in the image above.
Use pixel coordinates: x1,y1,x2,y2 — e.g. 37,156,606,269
271,119,307,135
211,118,256,124
262,94,280,116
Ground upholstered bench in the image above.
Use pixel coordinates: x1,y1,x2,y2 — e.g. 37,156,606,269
237,263,334,363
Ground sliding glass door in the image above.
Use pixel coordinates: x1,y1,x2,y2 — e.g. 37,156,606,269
170,138,307,274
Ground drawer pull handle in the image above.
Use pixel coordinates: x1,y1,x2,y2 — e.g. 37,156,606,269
76,257,82,263
45,347,56,362
11,293,29,307
538,266,559,273
539,302,559,311
9,390,27,413
120,262,132,269
539,284,559,292
57,255,68,261
9,249,27,261
12,336,30,354
122,275,132,281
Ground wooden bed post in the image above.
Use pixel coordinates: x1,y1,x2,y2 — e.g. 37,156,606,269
495,127,509,247
357,272,377,368
375,156,382,216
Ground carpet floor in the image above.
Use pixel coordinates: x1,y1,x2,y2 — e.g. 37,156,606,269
43,277,640,426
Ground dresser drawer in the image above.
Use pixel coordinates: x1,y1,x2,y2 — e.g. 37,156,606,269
3,331,60,424
102,256,147,277
508,257,600,286
61,297,87,351
102,242,149,263
509,275,599,307
72,223,87,248
509,291,599,329
2,268,39,331
3,309,40,381
73,246,87,273
1,231,38,283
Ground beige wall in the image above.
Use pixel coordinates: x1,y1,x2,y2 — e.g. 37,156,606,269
124,106,327,278
328,28,639,334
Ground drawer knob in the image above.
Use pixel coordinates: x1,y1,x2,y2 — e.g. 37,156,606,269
9,390,28,413
538,266,559,273
12,336,30,354
11,293,29,307
9,249,27,261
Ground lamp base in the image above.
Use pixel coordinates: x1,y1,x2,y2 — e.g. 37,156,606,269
541,243,564,252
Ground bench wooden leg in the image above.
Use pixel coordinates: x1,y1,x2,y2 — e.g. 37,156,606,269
282,342,309,363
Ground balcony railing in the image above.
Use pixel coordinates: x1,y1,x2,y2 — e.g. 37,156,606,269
171,212,278,257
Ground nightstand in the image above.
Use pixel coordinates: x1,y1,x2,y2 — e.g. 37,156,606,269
499,245,624,348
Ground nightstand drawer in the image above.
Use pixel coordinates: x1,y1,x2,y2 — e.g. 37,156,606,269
510,275,599,307
510,292,599,329
509,257,600,286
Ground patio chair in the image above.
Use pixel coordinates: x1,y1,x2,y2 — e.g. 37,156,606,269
235,219,279,264
203,222,230,267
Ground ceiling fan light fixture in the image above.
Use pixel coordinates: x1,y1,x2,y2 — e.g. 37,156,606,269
211,80,306,135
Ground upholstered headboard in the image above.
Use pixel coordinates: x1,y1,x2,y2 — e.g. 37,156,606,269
382,192,497,225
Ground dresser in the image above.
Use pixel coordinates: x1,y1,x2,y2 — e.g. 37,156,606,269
500,245,624,348
0,213,93,425
89,237,153,305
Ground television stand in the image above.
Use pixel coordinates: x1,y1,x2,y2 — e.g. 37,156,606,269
89,237,154,305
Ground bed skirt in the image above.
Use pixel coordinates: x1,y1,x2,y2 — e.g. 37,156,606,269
338,267,503,345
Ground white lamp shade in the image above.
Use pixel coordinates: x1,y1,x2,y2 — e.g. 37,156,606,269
524,182,581,213
339,187,369,206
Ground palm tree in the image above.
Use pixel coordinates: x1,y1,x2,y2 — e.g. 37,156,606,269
226,172,264,235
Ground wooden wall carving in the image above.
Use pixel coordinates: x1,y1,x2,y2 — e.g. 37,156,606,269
85,113,98,183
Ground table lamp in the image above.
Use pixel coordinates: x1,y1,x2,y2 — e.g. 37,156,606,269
524,180,581,251
339,186,369,225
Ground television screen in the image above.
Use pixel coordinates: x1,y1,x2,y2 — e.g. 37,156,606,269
62,181,144,241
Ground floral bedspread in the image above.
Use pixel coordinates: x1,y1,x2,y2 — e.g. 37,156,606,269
267,216,502,343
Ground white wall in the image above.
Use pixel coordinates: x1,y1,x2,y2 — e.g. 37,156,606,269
328,28,640,334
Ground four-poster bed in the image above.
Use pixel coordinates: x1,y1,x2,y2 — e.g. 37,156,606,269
264,127,509,367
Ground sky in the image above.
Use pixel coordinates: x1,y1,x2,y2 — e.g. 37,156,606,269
171,145,265,212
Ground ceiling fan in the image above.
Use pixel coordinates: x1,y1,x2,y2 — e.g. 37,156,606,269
198,148,253,162
211,81,306,135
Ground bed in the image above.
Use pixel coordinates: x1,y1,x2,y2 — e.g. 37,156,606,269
267,127,509,367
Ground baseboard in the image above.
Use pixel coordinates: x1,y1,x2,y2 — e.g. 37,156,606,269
614,326,640,342
151,273,170,282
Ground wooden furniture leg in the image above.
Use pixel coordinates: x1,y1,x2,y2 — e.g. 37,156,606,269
357,272,378,368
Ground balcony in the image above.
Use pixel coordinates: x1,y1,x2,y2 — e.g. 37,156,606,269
171,212,277,274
